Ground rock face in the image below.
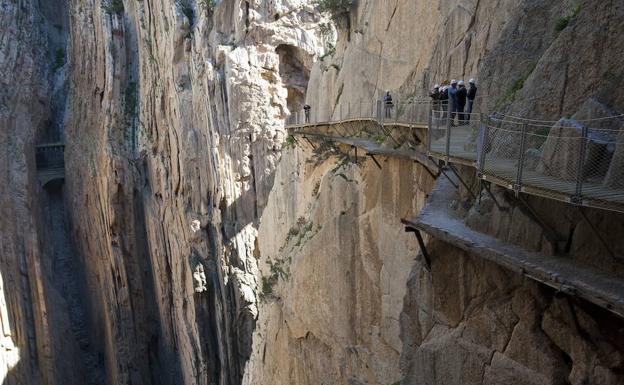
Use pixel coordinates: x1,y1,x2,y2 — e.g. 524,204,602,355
536,118,584,180
245,143,435,385
60,1,327,384
401,239,624,385
1,1,624,385
249,0,624,384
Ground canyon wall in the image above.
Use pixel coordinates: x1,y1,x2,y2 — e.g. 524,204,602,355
249,0,624,384
1,0,623,385
245,139,435,385
62,0,327,384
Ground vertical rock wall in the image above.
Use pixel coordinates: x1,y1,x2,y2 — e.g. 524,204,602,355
62,0,327,384
246,141,435,385
249,0,624,384
0,0,65,383
2,0,624,384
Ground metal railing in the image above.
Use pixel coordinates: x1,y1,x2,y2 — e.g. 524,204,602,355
35,143,65,170
475,116,624,212
285,99,624,214
286,99,433,128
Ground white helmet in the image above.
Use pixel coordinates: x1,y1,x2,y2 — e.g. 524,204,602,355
469,78,475,84
434,84,440,89
451,79,457,85
458,80,465,86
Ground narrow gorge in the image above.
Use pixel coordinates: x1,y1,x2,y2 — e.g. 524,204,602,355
1,1,623,385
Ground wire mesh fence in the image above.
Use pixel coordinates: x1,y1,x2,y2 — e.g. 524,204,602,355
476,116,624,212
285,97,624,213
286,100,433,128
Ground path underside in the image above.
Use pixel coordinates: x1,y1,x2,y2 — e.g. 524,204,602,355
403,176,624,319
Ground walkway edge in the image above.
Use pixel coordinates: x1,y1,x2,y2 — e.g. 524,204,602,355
403,177,624,319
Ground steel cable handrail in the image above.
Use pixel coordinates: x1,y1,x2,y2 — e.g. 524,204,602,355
492,112,624,123
488,117,624,132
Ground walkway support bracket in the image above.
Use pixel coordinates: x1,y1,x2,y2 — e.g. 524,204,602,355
439,166,459,189
577,207,618,261
415,160,438,180
480,180,506,212
303,136,316,149
516,194,563,251
448,164,477,200
366,153,382,169
402,220,431,271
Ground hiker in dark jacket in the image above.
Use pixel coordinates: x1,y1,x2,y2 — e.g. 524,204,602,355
457,80,468,125
430,84,441,117
383,90,394,119
303,104,311,123
466,79,478,123
439,85,449,119
448,80,459,125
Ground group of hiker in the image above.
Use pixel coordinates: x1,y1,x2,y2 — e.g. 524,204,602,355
429,79,478,125
300,78,478,124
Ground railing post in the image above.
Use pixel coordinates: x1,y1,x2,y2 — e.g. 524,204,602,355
445,98,452,162
573,126,588,205
477,113,488,178
427,100,433,152
515,123,528,196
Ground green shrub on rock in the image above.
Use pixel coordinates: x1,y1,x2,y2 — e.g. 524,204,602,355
315,0,355,20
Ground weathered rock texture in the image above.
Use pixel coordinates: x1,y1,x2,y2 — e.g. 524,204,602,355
2,0,624,385
249,0,624,384
60,0,329,384
401,238,624,385
246,142,434,385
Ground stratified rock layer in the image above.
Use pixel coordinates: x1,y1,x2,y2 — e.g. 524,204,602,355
1,0,624,385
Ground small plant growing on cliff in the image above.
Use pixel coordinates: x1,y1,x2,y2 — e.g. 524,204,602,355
283,135,297,149
52,48,65,72
315,0,355,20
319,43,336,61
102,0,124,15
124,82,138,120
555,4,582,32
496,62,536,108
261,257,290,298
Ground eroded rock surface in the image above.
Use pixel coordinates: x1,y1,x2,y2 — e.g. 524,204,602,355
2,1,624,385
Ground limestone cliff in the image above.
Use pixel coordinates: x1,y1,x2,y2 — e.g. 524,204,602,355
249,0,624,384
1,0,623,385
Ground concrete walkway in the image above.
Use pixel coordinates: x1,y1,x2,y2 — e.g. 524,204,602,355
403,176,624,318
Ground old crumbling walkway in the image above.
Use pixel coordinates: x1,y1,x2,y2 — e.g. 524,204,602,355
36,142,65,186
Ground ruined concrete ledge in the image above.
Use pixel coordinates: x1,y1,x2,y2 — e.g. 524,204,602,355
293,131,438,173
404,176,624,319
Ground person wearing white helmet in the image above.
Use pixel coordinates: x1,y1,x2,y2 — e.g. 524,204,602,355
466,78,478,123
457,80,468,124
439,84,449,118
